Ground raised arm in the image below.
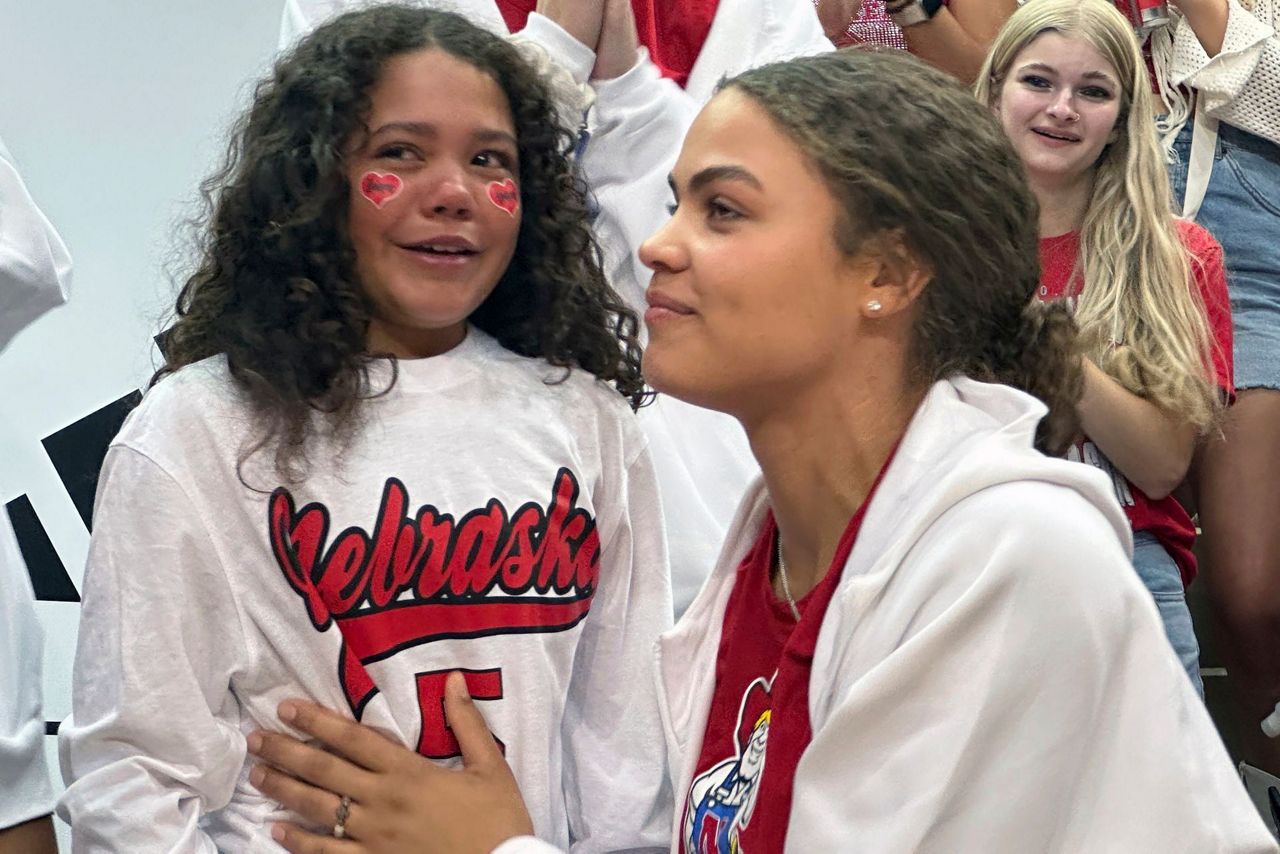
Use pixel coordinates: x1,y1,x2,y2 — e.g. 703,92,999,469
898,0,1021,84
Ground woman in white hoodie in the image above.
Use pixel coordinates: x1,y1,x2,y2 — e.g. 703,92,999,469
248,49,1273,853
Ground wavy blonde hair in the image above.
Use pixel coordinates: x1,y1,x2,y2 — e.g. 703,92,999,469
975,0,1222,433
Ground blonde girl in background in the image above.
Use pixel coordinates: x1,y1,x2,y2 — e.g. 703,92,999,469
977,0,1234,695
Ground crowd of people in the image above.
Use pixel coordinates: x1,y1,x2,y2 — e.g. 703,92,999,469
3,0,1279,850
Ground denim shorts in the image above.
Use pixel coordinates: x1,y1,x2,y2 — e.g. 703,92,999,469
1170,122,1280,392
1132,531,1204,696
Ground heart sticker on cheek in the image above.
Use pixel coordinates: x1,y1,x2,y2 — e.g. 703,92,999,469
359,171,403,209
487,179,519,216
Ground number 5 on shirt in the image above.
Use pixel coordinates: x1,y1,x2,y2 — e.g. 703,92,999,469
416,668,506,758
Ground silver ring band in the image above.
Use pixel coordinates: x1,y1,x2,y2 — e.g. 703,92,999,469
333,794,351,838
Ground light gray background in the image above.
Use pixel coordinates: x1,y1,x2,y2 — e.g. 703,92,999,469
1,1,283,843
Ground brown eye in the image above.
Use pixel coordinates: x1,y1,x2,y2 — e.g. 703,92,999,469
377,144,418,161
707,198,742,221
473,150,514,170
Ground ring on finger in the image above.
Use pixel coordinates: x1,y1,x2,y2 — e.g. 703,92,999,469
333,794,351,839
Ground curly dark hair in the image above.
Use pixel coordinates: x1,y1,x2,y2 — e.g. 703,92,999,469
157,4,646,481
723,49,1083,455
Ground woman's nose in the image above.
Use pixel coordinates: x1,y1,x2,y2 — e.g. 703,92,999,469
639,216,689,274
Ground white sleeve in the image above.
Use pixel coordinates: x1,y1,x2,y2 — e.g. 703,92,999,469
0,135,72,353
0,511,56,829
560,440,673,853
57,445,250,853
492,836,571,854
516,13,598,86
787,485,1276,852
507,14,598,136
761,0,835,60
579,54,699,316
1170,0,1279,142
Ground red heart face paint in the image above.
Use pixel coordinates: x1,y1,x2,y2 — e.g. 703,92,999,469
487,179,519,216
359,171,403,209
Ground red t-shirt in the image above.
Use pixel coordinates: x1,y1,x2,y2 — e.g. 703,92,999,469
681,451,896,854
494,0,719,88
1038,221,1233,584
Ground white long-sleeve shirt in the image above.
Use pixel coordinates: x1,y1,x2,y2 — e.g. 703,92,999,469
58,328,672,852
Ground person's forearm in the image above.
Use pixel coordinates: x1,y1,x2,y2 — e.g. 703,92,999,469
1172,0,1230,57
0,815,58,854
591,0,640,80
1078,358,1197,500
535,0,604,52
815,0,864,40
901,0,1017,84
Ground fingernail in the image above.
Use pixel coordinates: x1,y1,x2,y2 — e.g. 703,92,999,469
271,825,286,842
279,702,297,723
247,732,262,753
249,765,265,787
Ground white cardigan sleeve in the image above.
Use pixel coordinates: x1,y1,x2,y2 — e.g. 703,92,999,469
57,446,250,853
1170,0,1280,144
789,482,1276,852
559,438,673,852
0,135,71,353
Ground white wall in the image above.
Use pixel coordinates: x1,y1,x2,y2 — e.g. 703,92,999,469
0,0,282,843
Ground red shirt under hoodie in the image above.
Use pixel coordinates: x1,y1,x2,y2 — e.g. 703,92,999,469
1038,220,1233,585
681,449,897,854
495,0,719,88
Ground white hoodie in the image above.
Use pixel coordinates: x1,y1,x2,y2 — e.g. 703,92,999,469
501,376,1276,854
659,377,1275,852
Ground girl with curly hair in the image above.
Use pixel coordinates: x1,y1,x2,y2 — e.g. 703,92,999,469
975,0,1235,696
57,6,671,851
246,48,1267,853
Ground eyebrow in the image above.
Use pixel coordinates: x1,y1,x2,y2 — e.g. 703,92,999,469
1017,62,1117,85
668,164,764,197
368,121,517,148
